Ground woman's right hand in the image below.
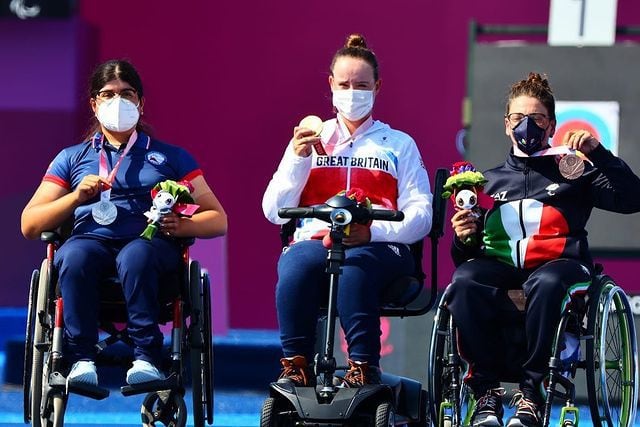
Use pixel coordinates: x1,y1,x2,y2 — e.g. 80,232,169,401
292,126,321,157
451,209,478,242
74,174,111,204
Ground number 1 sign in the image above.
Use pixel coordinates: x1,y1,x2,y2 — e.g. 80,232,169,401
548,0,618,46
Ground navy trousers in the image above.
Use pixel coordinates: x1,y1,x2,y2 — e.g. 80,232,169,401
445,257,592,398
276,239,414,367
54,235,182,365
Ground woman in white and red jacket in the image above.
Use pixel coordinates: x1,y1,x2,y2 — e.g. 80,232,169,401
446,72,640,427
262,34,432,388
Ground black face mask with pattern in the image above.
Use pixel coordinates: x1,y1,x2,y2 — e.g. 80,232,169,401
512,117,547,155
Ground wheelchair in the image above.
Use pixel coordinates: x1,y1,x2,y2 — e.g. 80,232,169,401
22,229,215,427
260,168,449,426
428,265,639,427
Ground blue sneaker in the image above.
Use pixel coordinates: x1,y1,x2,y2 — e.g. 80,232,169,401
126,360,165,385
67,360,98,386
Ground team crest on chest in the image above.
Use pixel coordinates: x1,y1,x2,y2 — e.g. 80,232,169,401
146,151,167,165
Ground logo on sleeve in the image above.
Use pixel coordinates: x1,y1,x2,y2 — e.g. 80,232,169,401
546,183,560,196
146,151,167,165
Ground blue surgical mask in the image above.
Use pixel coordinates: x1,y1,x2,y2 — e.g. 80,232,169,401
512,117,547,155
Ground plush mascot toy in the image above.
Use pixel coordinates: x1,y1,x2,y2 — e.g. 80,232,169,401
442,161,487,245
140,180,199,240
322,187,371,249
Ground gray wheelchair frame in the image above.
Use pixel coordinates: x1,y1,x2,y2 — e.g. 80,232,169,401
23,231,215,427
428,267,639,427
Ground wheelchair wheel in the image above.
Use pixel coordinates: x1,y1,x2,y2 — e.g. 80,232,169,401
585,278,639,427
375,401,395,426
27,259,53,427
201,270,214,424
260,397,277,427
260,397,295,427
23,268,39,423
428,294,470,427
188,261,214,426
141,390,187,427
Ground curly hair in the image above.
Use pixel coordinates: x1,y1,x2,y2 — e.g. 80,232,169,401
505,72,555,120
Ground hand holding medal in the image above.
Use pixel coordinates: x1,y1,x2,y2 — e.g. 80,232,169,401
558,129,599,180
294,115,325,156
76,174,118,226
90,131,140,225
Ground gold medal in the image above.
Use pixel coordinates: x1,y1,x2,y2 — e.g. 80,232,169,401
299,115,323,136
299,115,326,155
558,153,584,180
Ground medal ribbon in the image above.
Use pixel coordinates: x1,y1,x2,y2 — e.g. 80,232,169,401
96,131,138,201
530,145,576,158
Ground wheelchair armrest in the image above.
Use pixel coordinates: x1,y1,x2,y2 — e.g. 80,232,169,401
41,230,63,243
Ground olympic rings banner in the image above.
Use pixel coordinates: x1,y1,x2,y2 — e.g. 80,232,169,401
551,101,620,156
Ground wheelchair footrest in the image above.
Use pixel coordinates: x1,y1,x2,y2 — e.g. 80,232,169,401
120,373,180,396
64,376,110,400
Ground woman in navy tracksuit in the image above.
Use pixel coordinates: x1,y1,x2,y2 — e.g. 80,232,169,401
445,72,640,427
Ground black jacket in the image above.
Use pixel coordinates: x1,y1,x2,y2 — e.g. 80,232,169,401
452,144,640,269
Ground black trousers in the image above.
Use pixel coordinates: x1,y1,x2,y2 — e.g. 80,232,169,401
445,257,592,398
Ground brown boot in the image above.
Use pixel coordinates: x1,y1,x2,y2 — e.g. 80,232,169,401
340,359,382,387
277,355,314,387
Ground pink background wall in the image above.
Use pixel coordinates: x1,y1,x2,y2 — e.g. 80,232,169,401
4,1,640,330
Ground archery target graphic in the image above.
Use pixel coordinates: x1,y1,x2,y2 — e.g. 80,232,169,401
551,101,619,155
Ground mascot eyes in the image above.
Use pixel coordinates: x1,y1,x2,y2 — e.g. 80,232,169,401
456,189,477,210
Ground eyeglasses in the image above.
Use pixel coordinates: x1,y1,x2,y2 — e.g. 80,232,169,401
96,88,138,102
506,112,550,127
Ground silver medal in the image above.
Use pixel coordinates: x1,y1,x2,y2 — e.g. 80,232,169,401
92,200,118,225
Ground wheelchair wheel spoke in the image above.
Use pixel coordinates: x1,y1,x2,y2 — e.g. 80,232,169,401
587,283,638,427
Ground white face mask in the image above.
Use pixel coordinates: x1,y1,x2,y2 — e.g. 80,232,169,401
96,97,140,132
332,89,374,121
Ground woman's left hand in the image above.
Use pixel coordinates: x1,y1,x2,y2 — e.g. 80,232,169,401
563,129,600,155
343,223,371,246
160,212,182,237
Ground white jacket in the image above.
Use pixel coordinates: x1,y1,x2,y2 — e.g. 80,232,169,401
262,117,432,244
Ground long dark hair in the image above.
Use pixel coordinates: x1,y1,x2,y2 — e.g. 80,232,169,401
82,59,153,141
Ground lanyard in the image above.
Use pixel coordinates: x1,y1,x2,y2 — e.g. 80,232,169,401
530,145,575,157
324,116,376,155
95,131,138,201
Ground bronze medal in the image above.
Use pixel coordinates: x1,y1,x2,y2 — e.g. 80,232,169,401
559,153,584,180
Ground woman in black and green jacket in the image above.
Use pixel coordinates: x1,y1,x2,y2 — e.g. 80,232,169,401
446,72,640,427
